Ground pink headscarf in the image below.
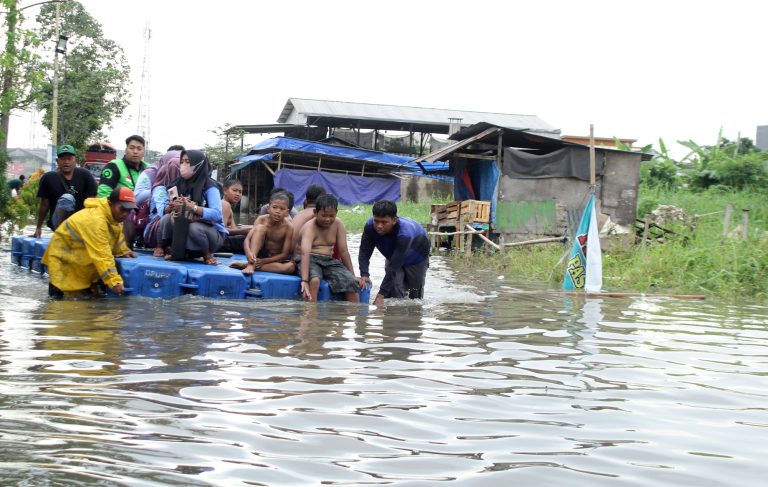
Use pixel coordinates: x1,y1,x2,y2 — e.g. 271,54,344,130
152,150,182,191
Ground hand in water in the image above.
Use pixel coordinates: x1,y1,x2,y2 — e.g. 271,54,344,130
301,281,313,301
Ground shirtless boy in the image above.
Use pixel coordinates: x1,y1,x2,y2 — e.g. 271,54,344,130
298,193,364,302
231,192,294,275
220,179,252,253
290,184,325,256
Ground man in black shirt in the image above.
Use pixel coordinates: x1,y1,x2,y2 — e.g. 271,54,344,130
34,144,98,237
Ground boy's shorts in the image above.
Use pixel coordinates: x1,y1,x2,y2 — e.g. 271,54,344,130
297,254,359,293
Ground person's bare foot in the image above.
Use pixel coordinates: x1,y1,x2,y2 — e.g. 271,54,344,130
203,255,218,266
242,264,256,275
229,261,247,270
153,247,165,258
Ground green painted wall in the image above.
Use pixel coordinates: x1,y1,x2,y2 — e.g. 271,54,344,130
496,200,558,233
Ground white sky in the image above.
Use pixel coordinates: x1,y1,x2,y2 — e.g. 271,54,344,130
8,0,768,157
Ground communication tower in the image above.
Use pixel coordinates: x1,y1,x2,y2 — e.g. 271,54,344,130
136,22,151,150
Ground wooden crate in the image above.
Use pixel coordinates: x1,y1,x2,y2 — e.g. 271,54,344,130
431,200,490,224
459,200,490,223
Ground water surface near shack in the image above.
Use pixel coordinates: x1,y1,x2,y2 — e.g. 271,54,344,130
1,230,767,485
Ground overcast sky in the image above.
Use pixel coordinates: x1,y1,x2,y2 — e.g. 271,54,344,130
9,0,768,157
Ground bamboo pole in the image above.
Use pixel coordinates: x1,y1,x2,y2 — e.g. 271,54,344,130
428,230,473,236
741,208,749,240
465,228,472,257
723,202,733,236
504,236,566,247
260,160,276,176
642,215,651,245
465,224,499,250
589,124,596,187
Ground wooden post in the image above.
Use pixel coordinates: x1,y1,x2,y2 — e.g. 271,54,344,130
741,208,749,240
642,214,651,245
465,225,473,257
429,227,436,253
457,216,464,255
496,131,503,169
589,124,596,187
723,202,733,236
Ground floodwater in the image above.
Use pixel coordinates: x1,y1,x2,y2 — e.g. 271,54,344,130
1,230,767,486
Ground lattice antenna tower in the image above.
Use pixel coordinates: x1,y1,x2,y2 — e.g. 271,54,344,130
136,22,151,150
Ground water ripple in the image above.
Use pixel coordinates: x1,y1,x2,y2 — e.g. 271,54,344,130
1,245,768,484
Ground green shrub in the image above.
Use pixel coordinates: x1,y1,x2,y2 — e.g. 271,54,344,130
637,196,659,218
641,158,680,190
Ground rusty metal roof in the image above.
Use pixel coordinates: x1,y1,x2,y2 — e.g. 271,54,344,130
277,98,560,137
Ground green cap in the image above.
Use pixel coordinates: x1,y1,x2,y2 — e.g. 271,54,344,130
57,144,76,156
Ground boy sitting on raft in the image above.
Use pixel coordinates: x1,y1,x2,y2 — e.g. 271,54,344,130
297,193,365,302
230,191,295,275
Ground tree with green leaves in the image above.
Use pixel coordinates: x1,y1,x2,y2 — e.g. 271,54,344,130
34,1,130,150
0,0,45,152
204,124,248,176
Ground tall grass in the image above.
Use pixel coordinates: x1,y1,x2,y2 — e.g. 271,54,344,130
495,188,768,300
338,199,449,233
373,189,768,300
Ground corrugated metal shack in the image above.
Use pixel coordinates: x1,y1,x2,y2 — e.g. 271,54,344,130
228,136,449,219
411,122,645,241
224,98,560,218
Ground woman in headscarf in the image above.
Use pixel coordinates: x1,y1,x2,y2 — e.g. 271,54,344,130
156,150,227,265
145,150,182,253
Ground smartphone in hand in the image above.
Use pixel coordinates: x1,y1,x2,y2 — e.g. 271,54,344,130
168,186,178,200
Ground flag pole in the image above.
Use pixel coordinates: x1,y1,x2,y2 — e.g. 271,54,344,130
589,124,596,189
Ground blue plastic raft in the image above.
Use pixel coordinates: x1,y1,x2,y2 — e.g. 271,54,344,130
9,235,369,302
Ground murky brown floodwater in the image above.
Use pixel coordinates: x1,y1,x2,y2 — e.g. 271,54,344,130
1,230,767,485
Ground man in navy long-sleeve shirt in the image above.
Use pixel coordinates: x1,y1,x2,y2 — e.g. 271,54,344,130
359,200,430,305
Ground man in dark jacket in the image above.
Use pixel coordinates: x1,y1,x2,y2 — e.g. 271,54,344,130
34,144,97,237
358,200,430,305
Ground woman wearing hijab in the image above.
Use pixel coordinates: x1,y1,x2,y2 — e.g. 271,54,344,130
145,150,182,252
156,150,227,265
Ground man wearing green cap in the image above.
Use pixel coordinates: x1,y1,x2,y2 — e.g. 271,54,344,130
34,144,98,237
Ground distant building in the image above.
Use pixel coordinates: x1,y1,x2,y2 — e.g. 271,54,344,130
5,148,49,178
228,98,560,156
561,135,636,149
756,125,768,151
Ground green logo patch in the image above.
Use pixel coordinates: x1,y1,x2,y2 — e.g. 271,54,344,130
101,168,113,180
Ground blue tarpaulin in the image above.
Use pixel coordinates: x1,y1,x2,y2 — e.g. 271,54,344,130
453,159,499,226
230,136,448,175
274,168,401,206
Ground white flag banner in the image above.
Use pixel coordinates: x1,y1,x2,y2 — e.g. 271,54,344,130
585,195,602,293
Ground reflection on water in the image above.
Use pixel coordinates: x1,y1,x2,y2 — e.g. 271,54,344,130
1,237,768,485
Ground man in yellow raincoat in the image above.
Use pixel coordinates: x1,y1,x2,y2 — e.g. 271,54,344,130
42,187,139,297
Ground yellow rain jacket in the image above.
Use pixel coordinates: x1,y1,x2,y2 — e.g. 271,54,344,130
42,197,131,292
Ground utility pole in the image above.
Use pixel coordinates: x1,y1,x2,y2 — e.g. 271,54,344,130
50,0,60,147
